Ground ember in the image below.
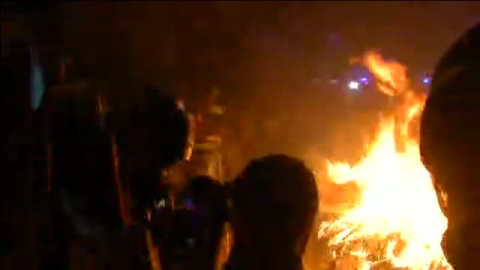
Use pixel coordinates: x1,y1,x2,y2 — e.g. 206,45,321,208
317,52,452,269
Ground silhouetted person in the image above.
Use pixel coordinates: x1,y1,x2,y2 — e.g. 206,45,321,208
150,175,228,270
43,83,193,269
2,39,38,269
227,155,319,270
43,87,124,269
186,175,228,269
420,23,480,269
119,84,192,219
115,84,194,269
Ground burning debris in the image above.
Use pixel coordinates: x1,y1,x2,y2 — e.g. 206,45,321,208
317,52,451,270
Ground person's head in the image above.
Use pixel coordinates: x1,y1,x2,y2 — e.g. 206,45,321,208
141,84,192,169
420,23,480,269
154,175,227,270
189,175,225,208
124,84,193,211
231,155,319,265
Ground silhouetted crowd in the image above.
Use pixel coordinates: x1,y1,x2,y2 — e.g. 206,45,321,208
2,20,479,270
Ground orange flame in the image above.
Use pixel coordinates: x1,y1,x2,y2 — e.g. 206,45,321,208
318,51,451,269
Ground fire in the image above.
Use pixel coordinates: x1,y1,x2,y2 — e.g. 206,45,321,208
317,51,452,269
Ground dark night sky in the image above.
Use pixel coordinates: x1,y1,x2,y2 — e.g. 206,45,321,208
6,1,479,98
52,1,479,84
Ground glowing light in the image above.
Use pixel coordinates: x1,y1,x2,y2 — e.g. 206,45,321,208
317,51,451,269
154,199,166,209
423,77,431,84
184,198,194,210
360,77,368,83
30,47,45,110
348,81,360,90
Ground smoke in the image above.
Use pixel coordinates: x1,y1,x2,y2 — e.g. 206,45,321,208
49,2,477,175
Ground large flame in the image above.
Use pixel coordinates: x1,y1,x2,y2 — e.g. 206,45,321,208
318,51,451,269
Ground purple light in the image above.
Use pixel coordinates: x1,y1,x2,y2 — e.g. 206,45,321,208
184,198,194,210
423,77,431,84
360,77,368,83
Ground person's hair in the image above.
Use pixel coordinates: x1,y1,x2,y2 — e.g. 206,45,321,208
189,175,225,205
231,155,318,253
121,85,191,211
140,84,191,168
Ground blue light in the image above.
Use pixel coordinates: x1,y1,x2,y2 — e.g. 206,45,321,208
360,77,368,82
423,77,431,84
30,47,45,111
184,198,194,209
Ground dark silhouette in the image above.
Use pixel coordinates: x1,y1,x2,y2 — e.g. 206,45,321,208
118,84,192,218
420,23,480,269
150,175,228,270
227,154,319,270
43,85,125,269
2,39,39,269
42,83,193,269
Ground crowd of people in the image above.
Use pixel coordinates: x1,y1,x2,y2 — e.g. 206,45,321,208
2,13,479,270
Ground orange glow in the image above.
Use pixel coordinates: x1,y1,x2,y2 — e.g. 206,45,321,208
318,51,451,269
